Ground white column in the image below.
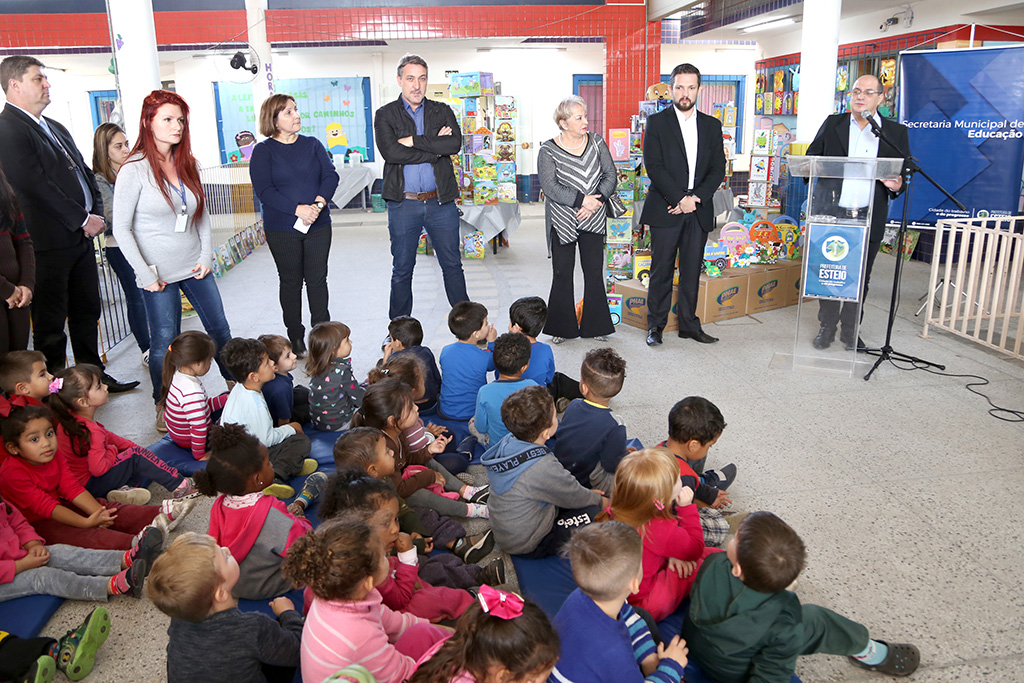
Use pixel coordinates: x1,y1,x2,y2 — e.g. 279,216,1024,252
247,0,274,133
795,0,840,143
106,0,161,144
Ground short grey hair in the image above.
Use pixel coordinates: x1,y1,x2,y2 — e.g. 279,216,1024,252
553,95,587,130
397,54,428,77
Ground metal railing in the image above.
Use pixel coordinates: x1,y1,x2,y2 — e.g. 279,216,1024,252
922,216,1024,361
96,162,262,356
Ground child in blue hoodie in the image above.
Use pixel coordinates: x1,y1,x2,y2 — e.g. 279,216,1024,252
481,385,606,557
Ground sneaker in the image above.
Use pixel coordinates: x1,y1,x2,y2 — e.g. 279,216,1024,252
160,497,196,532
117,557,149,598
452,529,494,564
718,463,737,490
25,655,56,683
465,502,490,519
263,483,295,499
477,557,506,586
468,484,490,505
172,477,197,499
298,471,329,502
592,335,610,341
126,525,164,567
141,349,150,368
299,459,319,476
155,405,167,433
106,486,151,506
55,606,111,681
550,336,566,344
555,397,572,414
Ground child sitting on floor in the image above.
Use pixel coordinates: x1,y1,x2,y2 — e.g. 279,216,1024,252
0,405,188,551
439,302,497,421
383,316,442,412
660,397,736,548
333,427,494,567
552,520,690,683
409,588,560,683
259,334,310,427
597,448,717,622
507,296,582,402
161,331,229,461
320,469,504,622
147,532,303,683
472,333,537,446
352,378,489,520
683,511,921,680
0,350,51,405
283,516,451,683
1,492,161,602
49,365,196,503
194,423,324,599
552,347,631,491
306,321,365,432
481,385,606,557
220,338,315,499
0,607,112,682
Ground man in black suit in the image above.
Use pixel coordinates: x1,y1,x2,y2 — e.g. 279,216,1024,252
0,56,137,390
640,63,726,347
806,74,909,351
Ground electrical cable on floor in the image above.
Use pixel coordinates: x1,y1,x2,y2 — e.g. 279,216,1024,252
883,356,1024,423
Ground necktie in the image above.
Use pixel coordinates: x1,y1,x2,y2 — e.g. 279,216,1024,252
39,118,93,213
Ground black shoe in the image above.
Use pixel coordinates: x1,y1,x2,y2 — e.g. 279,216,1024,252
478,557,506,586
452,529,494,564
468,484,490,505
846,336,867,352
646,329,663,346
812,326,836,349
718,463,737,490
679,329,719,344
101,373,139,393
291,336,307,359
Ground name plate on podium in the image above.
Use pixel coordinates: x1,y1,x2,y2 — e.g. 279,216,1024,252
803,222,867,301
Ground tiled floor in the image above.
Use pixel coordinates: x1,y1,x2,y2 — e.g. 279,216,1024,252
42,203,1024,682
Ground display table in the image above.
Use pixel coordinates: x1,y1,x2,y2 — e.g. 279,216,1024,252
458,202,521,242
331,164,375,211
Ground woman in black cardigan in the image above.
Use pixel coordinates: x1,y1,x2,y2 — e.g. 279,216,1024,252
0,161,34,353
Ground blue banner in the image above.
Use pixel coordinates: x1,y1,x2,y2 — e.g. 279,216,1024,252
895,46,1024,226
802,222,867,301
214,77,373,165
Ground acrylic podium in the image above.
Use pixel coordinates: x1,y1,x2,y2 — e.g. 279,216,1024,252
773,155,903,376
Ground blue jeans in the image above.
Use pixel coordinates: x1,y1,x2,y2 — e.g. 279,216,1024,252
0,544,121,602
142,275,232,402
105,246,150,352
387,198,468,319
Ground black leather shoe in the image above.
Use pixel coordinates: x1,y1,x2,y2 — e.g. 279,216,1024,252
101,373,140,393
679,329,719,344
291,336,307,359
646,329,663,346
812,326,836,349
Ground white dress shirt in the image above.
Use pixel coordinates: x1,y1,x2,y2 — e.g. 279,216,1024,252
674,105,699,191
838,112,881,210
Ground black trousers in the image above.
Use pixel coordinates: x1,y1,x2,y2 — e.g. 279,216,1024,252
0,632,56,680
543,230,613,339
265,226,332,343
0,305,31,354
32,239,104,372
818,238,882,331
648,213,707,334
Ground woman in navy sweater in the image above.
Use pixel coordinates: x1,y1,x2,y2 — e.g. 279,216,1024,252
249,94,339,357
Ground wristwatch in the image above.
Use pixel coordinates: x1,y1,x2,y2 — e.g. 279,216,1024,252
315,200,326,210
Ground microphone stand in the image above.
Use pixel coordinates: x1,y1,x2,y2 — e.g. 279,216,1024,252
860,112,963,381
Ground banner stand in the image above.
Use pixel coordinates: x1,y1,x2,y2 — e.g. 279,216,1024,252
772,155,903,377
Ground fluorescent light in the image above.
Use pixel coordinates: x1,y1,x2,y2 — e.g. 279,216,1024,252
738,17,796,34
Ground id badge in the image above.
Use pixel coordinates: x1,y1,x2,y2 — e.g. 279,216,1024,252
174,212,188,233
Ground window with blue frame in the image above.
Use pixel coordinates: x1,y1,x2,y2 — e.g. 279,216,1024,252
661,74,745,154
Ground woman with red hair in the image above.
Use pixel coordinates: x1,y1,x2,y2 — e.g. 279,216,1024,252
112,90,233,430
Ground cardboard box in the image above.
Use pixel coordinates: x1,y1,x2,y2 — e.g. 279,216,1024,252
780,259,803,306
614,279,678,332
747,265,787,314
702,269,748,322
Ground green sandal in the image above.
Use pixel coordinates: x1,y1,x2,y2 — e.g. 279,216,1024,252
849,641,920,677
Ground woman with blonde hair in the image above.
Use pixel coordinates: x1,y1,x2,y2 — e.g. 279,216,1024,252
537,95,617,343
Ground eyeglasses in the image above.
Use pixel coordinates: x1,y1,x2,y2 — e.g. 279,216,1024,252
851,89,881,97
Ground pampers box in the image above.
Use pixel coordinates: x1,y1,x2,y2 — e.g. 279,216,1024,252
746,265,787,314
613,279,679,332
702,269,748,322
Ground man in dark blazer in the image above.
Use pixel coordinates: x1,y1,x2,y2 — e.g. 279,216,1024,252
806,74,909,351
374,53,467,320
0,56,137,390
640,63,727,347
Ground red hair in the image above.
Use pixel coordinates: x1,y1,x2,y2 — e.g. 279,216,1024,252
127,90,206,220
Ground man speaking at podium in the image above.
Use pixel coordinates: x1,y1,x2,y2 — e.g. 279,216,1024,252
806,74,910,351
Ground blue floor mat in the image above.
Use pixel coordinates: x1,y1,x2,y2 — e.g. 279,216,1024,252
0,594,64,638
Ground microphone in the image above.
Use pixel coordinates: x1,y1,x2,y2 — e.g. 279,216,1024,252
862,109,883,137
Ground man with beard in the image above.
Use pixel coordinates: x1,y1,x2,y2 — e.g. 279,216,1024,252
639,63,726,347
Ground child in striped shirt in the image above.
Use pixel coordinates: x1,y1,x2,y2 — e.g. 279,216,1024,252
161,331,229,461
